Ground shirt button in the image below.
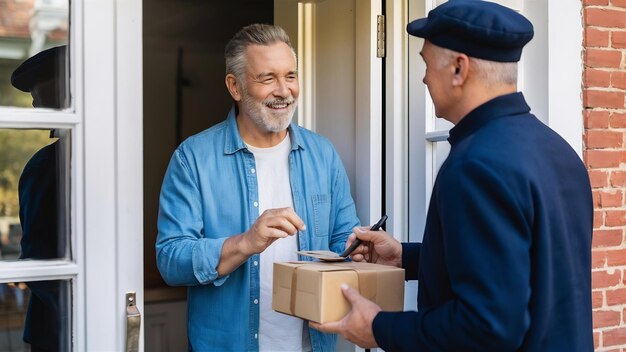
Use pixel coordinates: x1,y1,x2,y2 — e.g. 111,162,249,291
253,201,258,207
254,299,259,304
251,168,256,174
254,261,258,266
255,333,258,339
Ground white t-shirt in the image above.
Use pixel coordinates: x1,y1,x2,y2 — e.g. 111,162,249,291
247,135,310,352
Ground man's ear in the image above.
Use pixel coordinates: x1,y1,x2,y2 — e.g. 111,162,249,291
452,54,470,87
225,73,242,101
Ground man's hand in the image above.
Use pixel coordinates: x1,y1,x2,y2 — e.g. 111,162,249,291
242,207,305,254
310,284,381,348
218,207,304,276
346,227,402,268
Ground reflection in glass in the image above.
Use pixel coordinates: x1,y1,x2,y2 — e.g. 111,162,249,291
0,128,71,261
0,280,71,351
0,0,69,108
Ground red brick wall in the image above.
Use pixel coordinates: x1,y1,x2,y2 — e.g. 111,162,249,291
584,0,626,350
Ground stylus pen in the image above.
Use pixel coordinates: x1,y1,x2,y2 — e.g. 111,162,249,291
340,214,388,258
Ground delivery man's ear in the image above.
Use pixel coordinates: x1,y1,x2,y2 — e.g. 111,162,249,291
451,54,470,87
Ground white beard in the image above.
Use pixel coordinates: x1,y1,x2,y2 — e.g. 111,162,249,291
240,90,297,132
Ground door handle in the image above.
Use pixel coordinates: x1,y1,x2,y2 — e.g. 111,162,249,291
126,292,141,352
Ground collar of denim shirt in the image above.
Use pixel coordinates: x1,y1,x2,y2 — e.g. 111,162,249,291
223,106,306,155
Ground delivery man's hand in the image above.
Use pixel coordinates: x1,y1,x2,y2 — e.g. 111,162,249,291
310,283,381,348
243,207,305,254
346,227,402,268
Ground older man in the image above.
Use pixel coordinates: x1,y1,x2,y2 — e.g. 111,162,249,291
312,1,593,351
156,24,359,351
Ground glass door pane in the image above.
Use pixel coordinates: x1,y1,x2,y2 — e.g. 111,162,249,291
0,0,70,109
0,128,71,262
0,279,71,351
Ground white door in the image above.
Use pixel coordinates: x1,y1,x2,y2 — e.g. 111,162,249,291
0,0,143,351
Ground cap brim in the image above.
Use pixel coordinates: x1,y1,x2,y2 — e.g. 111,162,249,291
406,18,429,37
11,46,67,92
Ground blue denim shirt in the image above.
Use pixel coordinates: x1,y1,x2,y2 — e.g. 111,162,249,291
156,108,360,351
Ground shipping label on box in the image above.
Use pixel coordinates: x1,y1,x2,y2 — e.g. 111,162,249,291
272,261,405,323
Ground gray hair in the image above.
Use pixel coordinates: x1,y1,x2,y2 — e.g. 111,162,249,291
224,24,295,82
470,57,518,85
433,45,518,85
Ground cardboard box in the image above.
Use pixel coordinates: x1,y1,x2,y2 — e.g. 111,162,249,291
272,261,405,323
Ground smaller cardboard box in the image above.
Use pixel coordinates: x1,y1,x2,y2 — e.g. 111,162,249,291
272,261,405,323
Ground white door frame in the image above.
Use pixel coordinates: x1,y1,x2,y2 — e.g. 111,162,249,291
384,0,409,242
354,0,384,225
83,0,143,350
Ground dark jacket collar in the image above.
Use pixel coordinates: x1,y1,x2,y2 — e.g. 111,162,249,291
447,92,531,146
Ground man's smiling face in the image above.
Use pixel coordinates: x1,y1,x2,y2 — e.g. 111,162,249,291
238,41,299,132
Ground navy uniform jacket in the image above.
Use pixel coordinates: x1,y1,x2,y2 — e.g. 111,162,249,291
373,93,593,351
19,141,69,351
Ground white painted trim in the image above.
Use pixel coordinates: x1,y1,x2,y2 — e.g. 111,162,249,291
83,0,144,350
407,0,428,243
70,0,85,347
115,0,144,350
355,0,383,225
83,0,118,348
547,0,583,157
72,120,85,352
385,0,409,242
297,2,316,131
0,109,77,120
0,262,79,282
0,114,78,128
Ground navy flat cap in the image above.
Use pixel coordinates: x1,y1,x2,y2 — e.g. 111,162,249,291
11,46,67,92
407,0,533,62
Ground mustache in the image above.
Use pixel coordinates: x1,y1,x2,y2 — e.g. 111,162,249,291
264,97,296,108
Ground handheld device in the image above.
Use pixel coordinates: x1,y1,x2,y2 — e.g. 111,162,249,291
340,214,388,258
